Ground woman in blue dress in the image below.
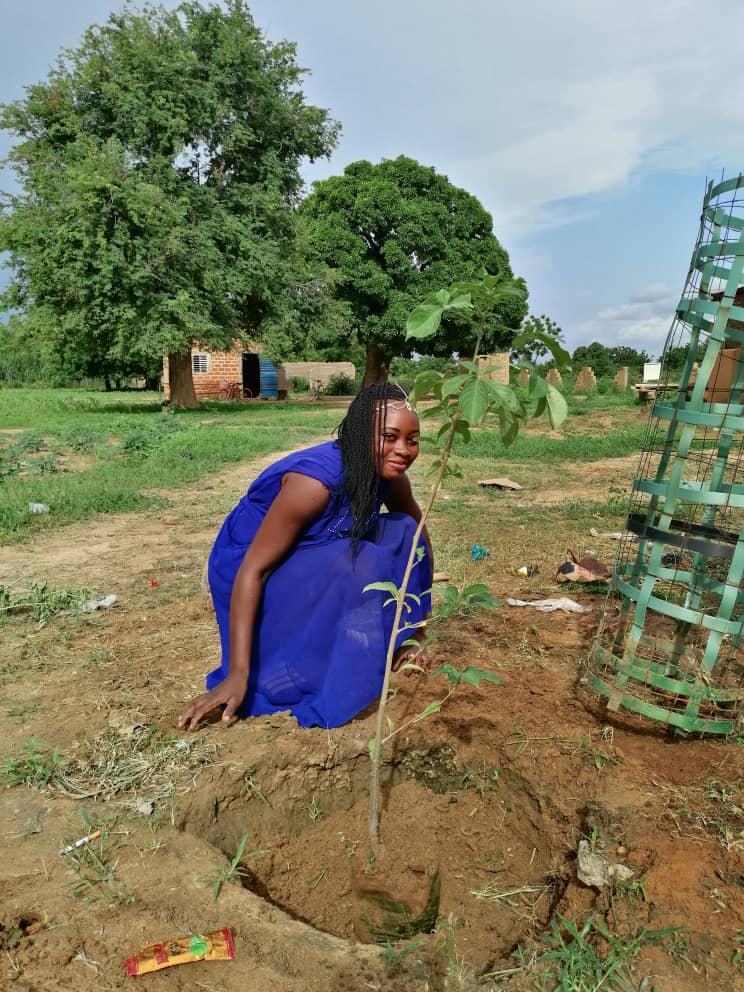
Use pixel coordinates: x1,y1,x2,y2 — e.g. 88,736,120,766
178,383,432,731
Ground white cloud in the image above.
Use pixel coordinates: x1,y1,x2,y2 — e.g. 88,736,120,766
296,0,744,237
6,0,744,242
577,281,679,356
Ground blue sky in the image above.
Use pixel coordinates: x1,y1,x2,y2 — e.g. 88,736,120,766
2,0,744,357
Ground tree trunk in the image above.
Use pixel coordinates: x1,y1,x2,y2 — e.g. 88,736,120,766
362,344,391,387
168,352,199,408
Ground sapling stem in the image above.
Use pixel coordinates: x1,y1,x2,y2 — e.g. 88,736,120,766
367,335,483,854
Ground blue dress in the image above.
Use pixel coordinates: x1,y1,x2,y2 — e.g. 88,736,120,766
206,441,431,729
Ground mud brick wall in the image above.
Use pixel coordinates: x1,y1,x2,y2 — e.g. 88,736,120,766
574,366,597,392
282,362,356,388
474,353,509,385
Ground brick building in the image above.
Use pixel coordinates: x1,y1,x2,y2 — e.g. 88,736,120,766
162,345,355,401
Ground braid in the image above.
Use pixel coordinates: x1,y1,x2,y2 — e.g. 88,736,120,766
336,382,409,543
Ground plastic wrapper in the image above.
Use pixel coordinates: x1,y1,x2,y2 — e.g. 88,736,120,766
125,927,234,976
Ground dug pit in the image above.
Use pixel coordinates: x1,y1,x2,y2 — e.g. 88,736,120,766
176,731,578,976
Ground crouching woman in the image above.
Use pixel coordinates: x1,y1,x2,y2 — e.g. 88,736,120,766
178,383,432,732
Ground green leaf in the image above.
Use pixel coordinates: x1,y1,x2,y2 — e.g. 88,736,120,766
398,661,426,674
431,663,461,686
487,381,521,411
410,369,443,403
455,420,471,443
459,667,503,687
462,583,492,599
363,581,400,599
457,359,479,373
479,269,502,291
546,384,568,429
499,409,521,448
528,372,548,399
441,373,471,398
406,303,443,339
459,379,490,425
415,701,442,721
512,329,572,369
434,289,450,306
443,293,473,311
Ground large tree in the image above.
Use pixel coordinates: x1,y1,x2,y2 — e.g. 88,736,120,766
0,1,338,405
300,156,527,384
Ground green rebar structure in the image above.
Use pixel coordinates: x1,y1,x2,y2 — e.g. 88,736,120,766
587,175,744,735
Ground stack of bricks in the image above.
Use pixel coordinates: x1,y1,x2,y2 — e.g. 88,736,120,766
573,366,597,392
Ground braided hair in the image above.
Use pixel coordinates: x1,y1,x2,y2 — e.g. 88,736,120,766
337,382,410,543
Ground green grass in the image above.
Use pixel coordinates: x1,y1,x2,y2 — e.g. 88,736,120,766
496,913,679,991
444,423,647,463
0,389,343,543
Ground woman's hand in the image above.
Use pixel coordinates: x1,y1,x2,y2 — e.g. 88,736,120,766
392,628,432,674
177,673,248,731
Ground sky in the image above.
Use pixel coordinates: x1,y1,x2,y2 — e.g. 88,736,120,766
2,0,744,358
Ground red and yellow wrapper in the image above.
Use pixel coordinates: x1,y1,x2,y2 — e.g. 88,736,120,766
125,927,234,976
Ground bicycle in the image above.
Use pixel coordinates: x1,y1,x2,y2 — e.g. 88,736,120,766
218,381,249,401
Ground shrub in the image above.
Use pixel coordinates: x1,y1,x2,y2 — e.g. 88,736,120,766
291,376,310,393
324,373,356,395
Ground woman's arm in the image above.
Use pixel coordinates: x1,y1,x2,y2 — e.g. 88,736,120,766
384,473,433,581
178,472,330,730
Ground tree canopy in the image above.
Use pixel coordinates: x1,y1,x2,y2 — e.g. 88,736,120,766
300,156,527,383
0,0,339,404
571,342,653,378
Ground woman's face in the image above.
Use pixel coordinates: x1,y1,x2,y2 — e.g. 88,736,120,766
375,403,420,479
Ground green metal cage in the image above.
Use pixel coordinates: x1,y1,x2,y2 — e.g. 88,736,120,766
587,175,744,735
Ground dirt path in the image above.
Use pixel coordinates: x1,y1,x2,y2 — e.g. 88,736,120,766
0,446,304,590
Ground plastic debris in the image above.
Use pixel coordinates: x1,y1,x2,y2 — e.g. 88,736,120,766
84,594,118,612
126,927,234,976
576,839,634,888
59,594,118,618
589,527,637,542
516,565,539,577
471,544,490,561
28,502,50,514
506,597,591,614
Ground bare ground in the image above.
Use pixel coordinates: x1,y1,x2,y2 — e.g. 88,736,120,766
2,440,744,991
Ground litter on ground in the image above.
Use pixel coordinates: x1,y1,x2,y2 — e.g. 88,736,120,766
506,597,591,614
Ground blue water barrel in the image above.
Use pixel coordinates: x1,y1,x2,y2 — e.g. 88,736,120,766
258,358,278,398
